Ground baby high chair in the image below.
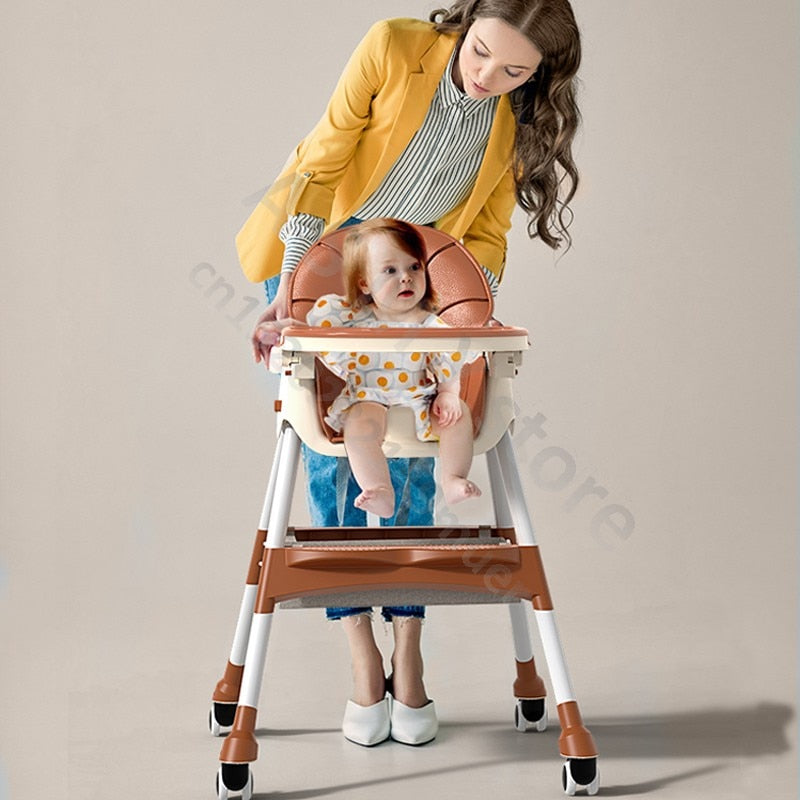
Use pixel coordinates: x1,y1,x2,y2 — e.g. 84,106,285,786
209,226,599,797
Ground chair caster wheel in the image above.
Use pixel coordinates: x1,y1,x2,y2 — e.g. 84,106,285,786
514,698,547,732
209,703,236,736
562,758,599,796
216,765,253,800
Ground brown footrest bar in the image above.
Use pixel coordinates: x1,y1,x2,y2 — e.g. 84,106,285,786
285,544,520,569
290,525,514,542
254,545,553,610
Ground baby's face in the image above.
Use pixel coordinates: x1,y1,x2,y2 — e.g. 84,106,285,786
359,234,427,321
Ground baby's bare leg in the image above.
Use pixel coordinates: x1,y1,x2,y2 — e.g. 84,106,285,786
432,400,481,506
342,402,395,518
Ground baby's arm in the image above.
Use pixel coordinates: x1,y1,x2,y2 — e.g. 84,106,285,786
431,377,462,428
253,316,307,365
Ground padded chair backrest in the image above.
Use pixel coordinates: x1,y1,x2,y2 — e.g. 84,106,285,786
289,225,493,324
287,224,492,442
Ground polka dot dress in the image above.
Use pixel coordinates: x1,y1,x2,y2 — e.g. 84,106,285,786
306,294,473,441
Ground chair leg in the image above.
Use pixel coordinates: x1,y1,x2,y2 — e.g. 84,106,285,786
489,445,549,731
210,431,286,734
509,603,548,731
264,426,301,547
534,610,597,760
492,432,537,546
218,427,301,771
219,613,274,766
485,445,512,533
210,530,266,733
494,432,597,761
488,448,543,663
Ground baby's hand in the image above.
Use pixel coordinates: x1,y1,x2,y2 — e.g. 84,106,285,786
432,391,462,427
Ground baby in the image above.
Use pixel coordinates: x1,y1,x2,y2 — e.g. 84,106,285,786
256,218,481,517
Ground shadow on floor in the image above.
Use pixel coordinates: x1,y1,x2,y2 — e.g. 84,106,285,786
442,700,794,759
255,727,340,737
247,701,793,798
588,702,793,760
253,761,724,800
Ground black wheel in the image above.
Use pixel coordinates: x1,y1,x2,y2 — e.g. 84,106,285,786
217,764,253,800
221,763,251,792
214,702,237,727
514,698,547,732
562,758,599,796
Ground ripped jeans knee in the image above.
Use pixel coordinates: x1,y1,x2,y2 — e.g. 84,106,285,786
325,605,426,622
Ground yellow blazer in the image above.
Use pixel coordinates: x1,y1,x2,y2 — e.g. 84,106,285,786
236,18,517,283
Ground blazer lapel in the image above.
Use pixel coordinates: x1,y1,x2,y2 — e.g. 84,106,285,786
357,33,457,206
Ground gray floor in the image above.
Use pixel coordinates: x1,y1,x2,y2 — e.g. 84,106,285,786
2,450,797,799
36,596,793,800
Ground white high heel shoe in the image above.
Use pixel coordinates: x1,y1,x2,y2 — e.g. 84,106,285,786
342,696,391,746
389,698,438,745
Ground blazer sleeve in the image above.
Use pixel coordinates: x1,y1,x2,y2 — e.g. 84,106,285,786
460,167,516,285
285,20,392,221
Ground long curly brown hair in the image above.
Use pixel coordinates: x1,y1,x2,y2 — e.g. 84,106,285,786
431,0,582,249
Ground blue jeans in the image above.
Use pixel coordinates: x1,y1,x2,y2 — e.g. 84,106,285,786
265,269,433,620
326,605,426,622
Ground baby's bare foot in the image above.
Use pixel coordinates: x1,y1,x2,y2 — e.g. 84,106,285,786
354,487,395,518
443,478,482,507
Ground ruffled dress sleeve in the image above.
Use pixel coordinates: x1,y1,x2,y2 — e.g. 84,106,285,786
423,315,479,385
304,294,357,379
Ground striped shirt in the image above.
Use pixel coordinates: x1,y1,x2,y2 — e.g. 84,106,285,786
278,49,502,296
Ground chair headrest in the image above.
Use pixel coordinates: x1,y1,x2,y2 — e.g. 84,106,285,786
289,224,493,326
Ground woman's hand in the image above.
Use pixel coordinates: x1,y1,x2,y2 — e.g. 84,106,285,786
432,391,463,428
251,275,291,364
252,317,308,369
252,320,286,366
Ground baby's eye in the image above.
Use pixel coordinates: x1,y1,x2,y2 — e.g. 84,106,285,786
411,263,421,271
384,266,396,274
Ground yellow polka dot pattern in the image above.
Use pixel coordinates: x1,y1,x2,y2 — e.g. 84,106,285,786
304,294,474,442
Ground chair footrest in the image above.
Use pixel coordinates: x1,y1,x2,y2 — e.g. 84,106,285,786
284,544,519,570
257,543,552,610
288,525,510,543
279,588,521,609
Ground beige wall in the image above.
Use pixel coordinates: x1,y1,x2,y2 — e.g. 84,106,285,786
1,1,797,797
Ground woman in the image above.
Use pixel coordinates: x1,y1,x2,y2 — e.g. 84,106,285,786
241,0,582,746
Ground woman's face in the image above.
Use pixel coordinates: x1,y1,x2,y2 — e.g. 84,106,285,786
454,16,542,100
